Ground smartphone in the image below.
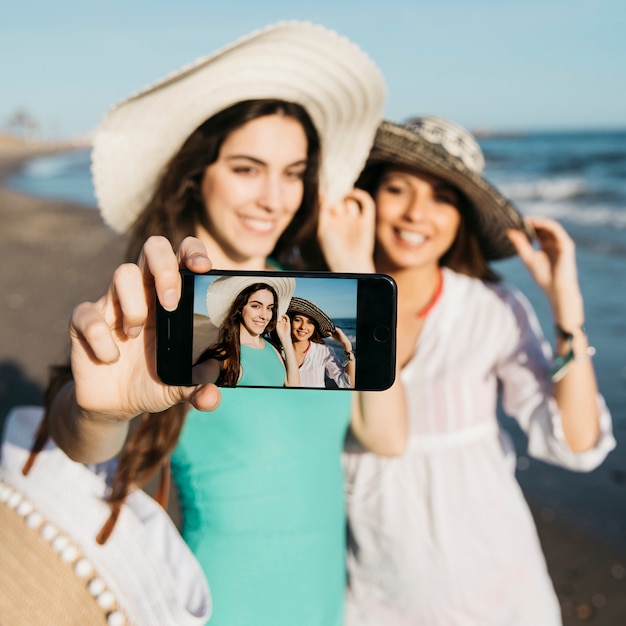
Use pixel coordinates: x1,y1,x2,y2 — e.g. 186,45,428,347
156,269,397,391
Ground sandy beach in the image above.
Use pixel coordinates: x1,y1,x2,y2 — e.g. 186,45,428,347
1,142,625,625
0,141,126,419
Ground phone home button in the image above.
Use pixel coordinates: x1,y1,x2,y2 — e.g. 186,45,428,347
373,325,391,343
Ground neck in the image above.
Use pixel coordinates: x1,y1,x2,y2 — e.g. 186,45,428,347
240,327,264,348
293,338,310,353
384,263,443,314
195,225,274,270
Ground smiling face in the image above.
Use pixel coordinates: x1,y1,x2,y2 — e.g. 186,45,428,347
374,169,462,273
290,313,316,343
199,114,308,268
240,288,276,338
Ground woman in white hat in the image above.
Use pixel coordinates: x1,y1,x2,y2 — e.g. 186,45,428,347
322,116,615,625
36,21,406,626
286,296,355,388
193,276,300,387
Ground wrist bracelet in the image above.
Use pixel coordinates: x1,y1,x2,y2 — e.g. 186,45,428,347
551,324,595,382
554,323,586,341
342,350,354,367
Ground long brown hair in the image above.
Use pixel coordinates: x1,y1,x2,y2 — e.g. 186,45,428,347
125,99,322,268
196,283,279,386
34,99,325,544
356,163,500,282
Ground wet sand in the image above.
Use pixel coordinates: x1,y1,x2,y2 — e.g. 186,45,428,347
1,144,625,624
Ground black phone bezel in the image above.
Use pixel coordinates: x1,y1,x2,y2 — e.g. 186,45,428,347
156,269,397,391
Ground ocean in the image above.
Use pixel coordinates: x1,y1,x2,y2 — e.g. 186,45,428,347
7,130,626,547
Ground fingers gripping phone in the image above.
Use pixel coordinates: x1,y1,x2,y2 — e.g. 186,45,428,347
156,270,397,391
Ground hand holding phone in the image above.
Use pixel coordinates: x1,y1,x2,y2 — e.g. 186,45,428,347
156,270,397,391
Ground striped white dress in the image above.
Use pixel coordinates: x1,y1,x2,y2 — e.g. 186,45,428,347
344,268,615,626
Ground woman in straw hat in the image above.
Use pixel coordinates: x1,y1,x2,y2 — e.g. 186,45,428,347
193,276,300,387
321,116,615,625
31,21,406,626
286,296,356,388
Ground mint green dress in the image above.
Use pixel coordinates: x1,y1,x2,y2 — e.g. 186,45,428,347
171,340,352,626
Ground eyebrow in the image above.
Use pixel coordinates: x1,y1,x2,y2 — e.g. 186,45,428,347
384,171,458,193
433,181,459,195
225,155,307,168
249,298,274,306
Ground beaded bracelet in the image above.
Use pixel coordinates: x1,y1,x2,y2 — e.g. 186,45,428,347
550,324,596,382
342,350,354,367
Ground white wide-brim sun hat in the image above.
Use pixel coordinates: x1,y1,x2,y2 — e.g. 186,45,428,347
92,21,386,233
206,275,296,328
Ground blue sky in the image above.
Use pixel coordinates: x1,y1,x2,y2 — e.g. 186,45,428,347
194,275,358,319
2,0,625,138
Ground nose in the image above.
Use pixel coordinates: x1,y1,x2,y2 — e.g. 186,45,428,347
405,183,434,222
258,174,282,212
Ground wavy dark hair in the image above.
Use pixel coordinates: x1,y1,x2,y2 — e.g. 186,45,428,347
356,163,500,282
196,283,279,386
33,99,325,544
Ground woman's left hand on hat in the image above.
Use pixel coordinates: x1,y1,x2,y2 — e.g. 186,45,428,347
275,314,293,345
318,188,377,273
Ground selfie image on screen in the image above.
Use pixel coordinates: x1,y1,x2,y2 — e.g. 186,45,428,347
191,274,358,389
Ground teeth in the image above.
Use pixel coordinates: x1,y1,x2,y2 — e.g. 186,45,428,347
242,217,274,233
398,230,425,245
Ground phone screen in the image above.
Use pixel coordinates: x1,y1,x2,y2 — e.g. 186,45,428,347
156,270,396,391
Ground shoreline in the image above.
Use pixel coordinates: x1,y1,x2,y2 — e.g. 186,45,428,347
1,145,626,624
0,136,90,174
0,142,125,420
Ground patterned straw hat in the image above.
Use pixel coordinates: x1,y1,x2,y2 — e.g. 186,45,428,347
363,116,533,260
287,296,336,338
92,21,386,233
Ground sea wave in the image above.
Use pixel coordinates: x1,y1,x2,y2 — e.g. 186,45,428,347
514,199,626,231
21,149,90,179
500,177,585,202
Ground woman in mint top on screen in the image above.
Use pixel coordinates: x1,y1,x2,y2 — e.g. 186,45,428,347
41,22,406,626
193,277,300,387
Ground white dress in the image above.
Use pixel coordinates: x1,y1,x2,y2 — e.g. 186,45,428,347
299,340,351,388
344,268,615,626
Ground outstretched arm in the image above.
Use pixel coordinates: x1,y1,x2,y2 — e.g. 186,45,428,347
320,189,407,455
508,218,600,452
48,236,222,464
331,327,356,387
350,364,407,456
274,314,301,387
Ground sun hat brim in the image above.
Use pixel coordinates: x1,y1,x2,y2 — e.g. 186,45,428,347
1,406,211,626
0,486,115,625
287,296,336,338
92,21,386,233
206,275,296,328
365,120,533,260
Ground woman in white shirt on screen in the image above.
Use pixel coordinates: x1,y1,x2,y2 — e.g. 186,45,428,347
287,296,355,389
